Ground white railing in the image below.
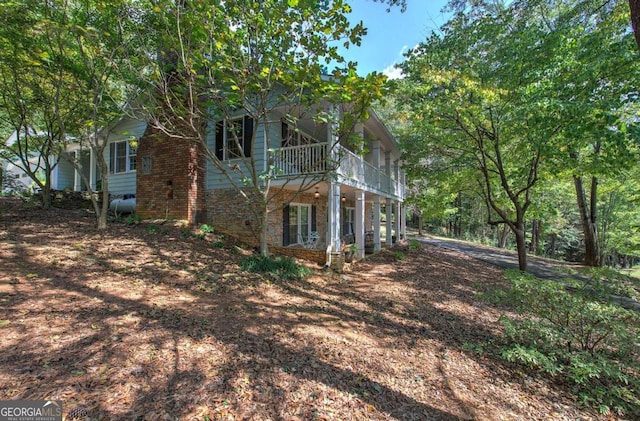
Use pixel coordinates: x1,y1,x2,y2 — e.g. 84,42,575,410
271,143,327,176
270,143,405,199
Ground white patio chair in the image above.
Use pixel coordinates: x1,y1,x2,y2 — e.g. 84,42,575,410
303,231,320,249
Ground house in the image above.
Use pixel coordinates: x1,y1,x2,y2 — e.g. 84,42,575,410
135,103,406,262
38,102,407,263
2,119,146,196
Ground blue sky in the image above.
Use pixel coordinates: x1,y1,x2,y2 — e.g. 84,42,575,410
339,0,451,77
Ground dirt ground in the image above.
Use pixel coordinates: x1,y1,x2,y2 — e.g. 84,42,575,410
0,197,612,420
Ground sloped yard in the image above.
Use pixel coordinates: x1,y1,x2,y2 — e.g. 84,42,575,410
0,197,607,420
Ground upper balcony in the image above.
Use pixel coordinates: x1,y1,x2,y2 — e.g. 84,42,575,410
270,142,405,201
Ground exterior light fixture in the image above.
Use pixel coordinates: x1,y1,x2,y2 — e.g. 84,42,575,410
314,187,320,199
341,194,346,203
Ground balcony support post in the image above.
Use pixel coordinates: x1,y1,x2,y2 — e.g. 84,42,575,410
395,200,401,242
373,196,381,251
369,139,380,190
386,197,393,245
328,181,341,253
355,190,365,259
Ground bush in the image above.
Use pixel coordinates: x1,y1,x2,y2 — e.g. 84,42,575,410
485,270,640,417
240,255,312,280
392,251,406,261
125,213,141,225
200,224,214,234
408,239,422,250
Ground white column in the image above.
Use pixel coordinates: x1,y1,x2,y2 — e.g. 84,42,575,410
386,197,393,245
328,181,341,252
90,148,96,191
394,159,400,197
73,152,80,191
395,201,401,242
373,196,381,251
401,202,407,240
385,151,391,195
355,190,365,258
369,139,380,190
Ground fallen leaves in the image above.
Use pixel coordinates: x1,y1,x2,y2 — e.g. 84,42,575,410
0,197,608,420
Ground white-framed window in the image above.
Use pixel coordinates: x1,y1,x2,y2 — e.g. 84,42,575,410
109,140,137,174
215,116,254,160
287,203,313,245
342,207,355,236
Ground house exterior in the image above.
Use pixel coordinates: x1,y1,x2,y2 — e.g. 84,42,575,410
135,103,406,261
41,102,406,263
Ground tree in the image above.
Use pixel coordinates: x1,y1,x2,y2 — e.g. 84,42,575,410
394,0,638,270
396,2,553,270
0,0,136,228
0,0,77,208
126,0,387,255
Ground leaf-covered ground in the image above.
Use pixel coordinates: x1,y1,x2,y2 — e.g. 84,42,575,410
0,197,609,420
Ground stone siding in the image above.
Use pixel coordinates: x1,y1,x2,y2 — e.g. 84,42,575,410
270,246,326,265
205,187,328,248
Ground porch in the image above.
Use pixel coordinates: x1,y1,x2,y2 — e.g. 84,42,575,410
270,143,405,200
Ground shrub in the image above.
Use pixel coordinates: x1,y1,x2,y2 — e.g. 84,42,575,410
485,270,640,417
408,239,422,250
393,251,406,261
240,255,312,280
200,224,214,234
125,213,141,225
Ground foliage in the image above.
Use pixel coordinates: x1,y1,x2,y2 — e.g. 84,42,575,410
124,0,388,255
485,270,640,416
0,0,140,226
408,239,421,250
392,251,405,261
125,214,141,226
199,224,215,234
391,0,640,270
239,254,312,280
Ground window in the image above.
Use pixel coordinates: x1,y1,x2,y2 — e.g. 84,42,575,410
281,121,315,147
342,207,355,236
283,203,317,246
109,140,137,174
215,116,254,160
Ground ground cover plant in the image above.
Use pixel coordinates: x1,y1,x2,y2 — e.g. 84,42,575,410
484,270,640,417
0,196,629,420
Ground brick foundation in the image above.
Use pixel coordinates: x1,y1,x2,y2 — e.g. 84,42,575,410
270,246,327,265
205,187,328,247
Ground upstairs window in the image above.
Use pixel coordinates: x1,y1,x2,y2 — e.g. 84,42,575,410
215,116,254,160
281,121,316,147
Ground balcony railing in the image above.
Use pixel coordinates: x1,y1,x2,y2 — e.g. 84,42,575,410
271,143,327,175
270,143,405,199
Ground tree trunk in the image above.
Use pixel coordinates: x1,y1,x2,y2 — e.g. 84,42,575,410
259,199,269,257
418,214,423,236
530,219,541,255
98,187,109,230
497,225,510,248
454,193,463,238
514,218,528,271
573,175,600,266
631,0,640,50
41,178,52,210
